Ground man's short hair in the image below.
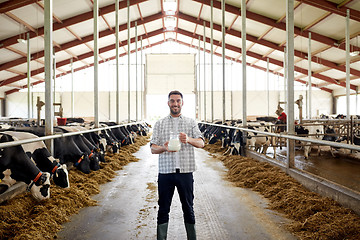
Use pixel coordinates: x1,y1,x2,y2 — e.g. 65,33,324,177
168,90,183,100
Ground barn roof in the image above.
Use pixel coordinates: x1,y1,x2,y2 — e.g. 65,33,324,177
0,0,359,96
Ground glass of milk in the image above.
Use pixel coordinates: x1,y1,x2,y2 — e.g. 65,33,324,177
168,131,181,151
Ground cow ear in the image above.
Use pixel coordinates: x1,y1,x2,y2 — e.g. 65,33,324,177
62,164,67,170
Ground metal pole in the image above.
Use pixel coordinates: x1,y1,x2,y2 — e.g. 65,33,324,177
284,47,287,112
241,0,247,127
127,0,131,123
94,0,99,127
221,0,225,123
141,36,143,120
53,52,56,103
203,21,206,122
267,58,269,116
286,0,295,169
27,32,31,119
346,9,350,119
231,59,233,119
211,0,214,122
198,36,201,120
308,32,312,119
71,58,74,117
44,0,54,154
135,21,138,121
194,53,198,120
115,0,120,124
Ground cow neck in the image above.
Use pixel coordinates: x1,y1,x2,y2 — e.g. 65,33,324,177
26,171,43,192
74,154,85,166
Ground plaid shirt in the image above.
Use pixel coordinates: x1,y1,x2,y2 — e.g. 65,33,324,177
150,114,204,174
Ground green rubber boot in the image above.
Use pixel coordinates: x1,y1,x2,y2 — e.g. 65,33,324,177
157,222,169,240
185,223,197,240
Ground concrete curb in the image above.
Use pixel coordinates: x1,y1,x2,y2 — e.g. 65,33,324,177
246,150,360,215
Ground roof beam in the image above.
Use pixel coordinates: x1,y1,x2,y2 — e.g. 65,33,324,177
1,28,165,89
174,38,332,93
5,36,167,95
0,12,163,71
299,0,360,22
177,12,360,78
192,0,360,53
176,27,356,91
0,0,39,14
0,0,147,49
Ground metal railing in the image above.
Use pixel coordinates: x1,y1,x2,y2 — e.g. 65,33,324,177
199,121,360,152
0,121,145,149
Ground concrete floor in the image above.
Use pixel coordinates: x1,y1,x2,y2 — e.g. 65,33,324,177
57,143,297,240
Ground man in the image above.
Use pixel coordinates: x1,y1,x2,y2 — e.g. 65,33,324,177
150,90,205,240
275,106,287,133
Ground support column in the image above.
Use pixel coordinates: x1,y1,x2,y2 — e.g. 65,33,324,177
71,58,74,117
221,0,225,123
203,21,206,122
211,0,214,122
241,0,247,127
127,0,131,122
141,36,144,120
198,36,201,120
115,0,120,124
27,32,31,119
44,0,54,154
267,58,269,116
135,21,138,121
286,0,295,169
308,32,312,119
94,0,99,127
346,9,350,119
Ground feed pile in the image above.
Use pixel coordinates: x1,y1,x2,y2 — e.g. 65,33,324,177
0,136,150,240
204,142,360,240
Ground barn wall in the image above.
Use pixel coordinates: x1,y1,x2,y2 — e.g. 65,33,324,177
5,89,332,122
5,91,142,122
198,90,332,121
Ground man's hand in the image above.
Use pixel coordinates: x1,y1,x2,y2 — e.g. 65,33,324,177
179,132,188,144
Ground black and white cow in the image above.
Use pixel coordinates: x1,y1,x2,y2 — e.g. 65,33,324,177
246,122,273,155
3,131,69,188
13,127,92,174
0,134,51,200
57,126,101,171
295,124,324,159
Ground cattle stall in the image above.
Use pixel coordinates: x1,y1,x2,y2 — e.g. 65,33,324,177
0,121,148,204
199,121,360,216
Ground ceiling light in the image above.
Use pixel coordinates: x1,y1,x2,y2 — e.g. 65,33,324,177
17,38,27,44
163,0,177,12
350,51,359,57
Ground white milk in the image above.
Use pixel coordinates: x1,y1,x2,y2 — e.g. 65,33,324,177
168,138,181,151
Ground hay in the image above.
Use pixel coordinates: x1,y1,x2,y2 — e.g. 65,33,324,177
0,135,150,240
206,141,360,240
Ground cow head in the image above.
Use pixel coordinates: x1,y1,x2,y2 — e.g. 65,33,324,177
27,172,51,201
74,154,91,174
89,152,100,171
52,164,70,188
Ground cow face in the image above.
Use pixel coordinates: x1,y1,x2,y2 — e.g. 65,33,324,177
53,164,69,188
29,172,51,201
75,155,91,174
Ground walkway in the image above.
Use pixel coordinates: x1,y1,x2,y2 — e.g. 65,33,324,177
58,143,296,240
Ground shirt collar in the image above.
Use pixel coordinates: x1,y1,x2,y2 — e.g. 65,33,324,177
168,114,183,119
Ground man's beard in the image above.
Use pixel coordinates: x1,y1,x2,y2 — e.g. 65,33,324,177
170,107,181,115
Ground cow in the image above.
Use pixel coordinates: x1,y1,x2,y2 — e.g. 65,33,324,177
0,134,51,200
246,122,273,155
295,124,324,159
3,131,70,188
57,126,101,171
12,127,92,174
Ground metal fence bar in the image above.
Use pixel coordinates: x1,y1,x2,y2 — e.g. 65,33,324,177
0,121,145,149
199,121,360,152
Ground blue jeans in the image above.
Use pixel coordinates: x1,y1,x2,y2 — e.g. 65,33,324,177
157,172,195,225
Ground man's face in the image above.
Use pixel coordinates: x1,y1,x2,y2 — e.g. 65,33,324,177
168,94,183,116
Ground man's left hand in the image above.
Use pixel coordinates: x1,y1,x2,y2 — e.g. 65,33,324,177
179,132,188,144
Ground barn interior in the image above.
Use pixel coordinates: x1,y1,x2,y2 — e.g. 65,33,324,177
0,0,360,239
